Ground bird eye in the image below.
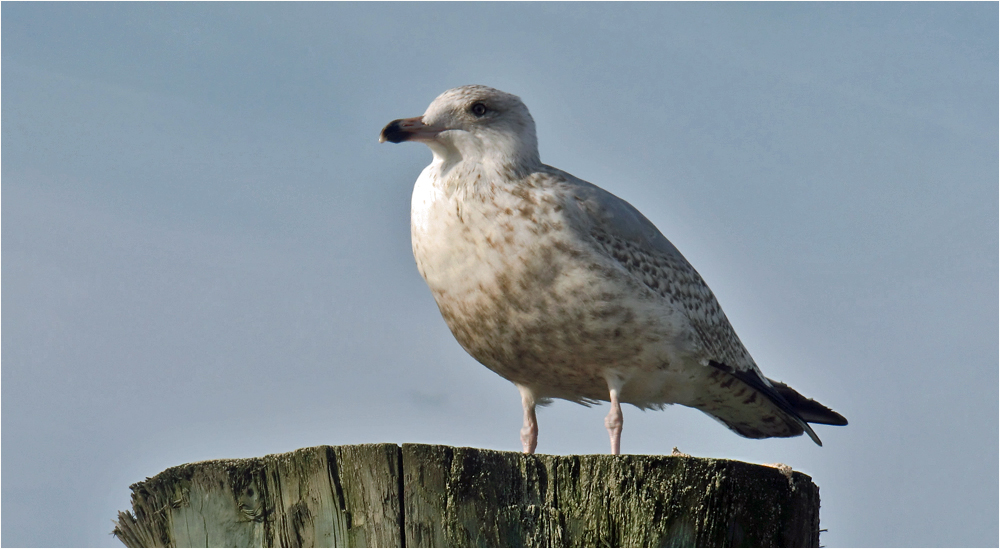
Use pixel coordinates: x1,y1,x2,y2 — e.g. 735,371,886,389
470,102,488,117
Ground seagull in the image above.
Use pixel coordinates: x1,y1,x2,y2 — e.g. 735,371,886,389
380,85,846,455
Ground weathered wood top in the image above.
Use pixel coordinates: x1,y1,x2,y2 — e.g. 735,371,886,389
114,444,821,548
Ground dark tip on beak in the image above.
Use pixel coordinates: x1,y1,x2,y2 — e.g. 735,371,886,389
379,116,443,144
379,119,410,144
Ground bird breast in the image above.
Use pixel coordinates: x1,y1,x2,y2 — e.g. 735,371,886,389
409,165,695,402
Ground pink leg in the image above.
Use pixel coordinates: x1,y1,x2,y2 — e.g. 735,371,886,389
604,374,625,455
517,385,538,454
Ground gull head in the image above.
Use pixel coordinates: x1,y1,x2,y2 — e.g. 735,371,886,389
380,85,540,175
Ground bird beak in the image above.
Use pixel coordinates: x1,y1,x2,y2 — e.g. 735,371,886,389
379,116,445,144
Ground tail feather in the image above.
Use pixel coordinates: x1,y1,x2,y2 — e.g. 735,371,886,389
703,361,847,446
767,378,848,426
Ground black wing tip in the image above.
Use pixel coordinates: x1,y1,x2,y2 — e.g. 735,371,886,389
818,412,849,427
767,377,849,426
705,361,846,445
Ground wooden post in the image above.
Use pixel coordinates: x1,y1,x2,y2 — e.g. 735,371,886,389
114,444,821,548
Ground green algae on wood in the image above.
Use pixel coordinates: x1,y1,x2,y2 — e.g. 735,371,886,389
114,444,402,547
115,444,820,548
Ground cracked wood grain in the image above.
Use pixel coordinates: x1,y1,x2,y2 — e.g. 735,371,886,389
114,444,820,548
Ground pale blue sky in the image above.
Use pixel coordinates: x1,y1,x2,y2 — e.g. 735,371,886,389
3,3,997,547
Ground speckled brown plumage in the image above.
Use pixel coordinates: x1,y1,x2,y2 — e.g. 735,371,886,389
380,85,846,454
